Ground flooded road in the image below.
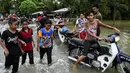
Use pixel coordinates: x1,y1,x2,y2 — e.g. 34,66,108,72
0,24,130,73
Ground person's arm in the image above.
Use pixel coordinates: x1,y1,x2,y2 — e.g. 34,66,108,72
18,31,25,54
18,41,24,54
31,29,35,47
37,30,41,51
50,33,53,39
37,36,40,51
32,37,35,47
0,39,8,52
38,30,47,39
0,40,9,57
37,30,46,51
18,30,27,44
50,33,54,44
97,19,120,33
0,31,9,57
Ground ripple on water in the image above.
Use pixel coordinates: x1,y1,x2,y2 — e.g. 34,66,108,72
49,59,69,73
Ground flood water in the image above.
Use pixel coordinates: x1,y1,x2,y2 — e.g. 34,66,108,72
0,23,130,73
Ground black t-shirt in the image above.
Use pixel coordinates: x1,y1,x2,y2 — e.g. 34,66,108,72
1,30,21,56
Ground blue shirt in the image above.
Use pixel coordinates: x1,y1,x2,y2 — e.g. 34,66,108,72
39,28,53,47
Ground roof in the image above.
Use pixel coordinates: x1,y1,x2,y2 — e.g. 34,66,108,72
52,8,70,13
32,11,43,15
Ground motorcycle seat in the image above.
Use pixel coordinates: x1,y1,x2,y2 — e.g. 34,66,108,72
71,38,84,45
66,31,75,35
60,31,75,36
70,38,99,48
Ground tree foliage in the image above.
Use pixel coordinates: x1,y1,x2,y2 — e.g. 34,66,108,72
19,0,37,15
1,0,130,19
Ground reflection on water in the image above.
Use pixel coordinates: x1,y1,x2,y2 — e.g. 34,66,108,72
0,24,130,73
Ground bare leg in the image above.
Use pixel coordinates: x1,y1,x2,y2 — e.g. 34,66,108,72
73,55,86,72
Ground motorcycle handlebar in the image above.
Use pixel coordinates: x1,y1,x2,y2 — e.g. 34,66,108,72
103,33,120,43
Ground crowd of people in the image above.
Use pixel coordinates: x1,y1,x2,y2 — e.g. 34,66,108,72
0,5,120,73
0,13,35,26
0,12,54,73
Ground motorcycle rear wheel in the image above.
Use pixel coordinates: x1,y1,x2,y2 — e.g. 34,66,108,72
69,48,82,58
53,30,58,38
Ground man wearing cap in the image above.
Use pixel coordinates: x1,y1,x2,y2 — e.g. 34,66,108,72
19,21,35,65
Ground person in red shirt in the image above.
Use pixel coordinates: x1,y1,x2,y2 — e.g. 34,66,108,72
12,14,17,19
37,13,43,21
19,21,35,65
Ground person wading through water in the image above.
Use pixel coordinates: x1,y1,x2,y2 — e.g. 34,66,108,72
37,20,54,66
0,18,26,73
19,21,35,65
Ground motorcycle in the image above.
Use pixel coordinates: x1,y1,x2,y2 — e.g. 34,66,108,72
53,24,78,43
68,33,130,73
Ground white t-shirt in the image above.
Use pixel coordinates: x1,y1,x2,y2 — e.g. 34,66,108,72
76,18,87,27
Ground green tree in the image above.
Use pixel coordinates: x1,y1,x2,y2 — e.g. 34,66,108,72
0,0,12,13
19,0,37,15
59,0,92,16
42,0,55,10
32,0,45,9
31,0,58,11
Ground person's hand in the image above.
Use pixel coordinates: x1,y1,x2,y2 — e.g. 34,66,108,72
21,50,25,54
21,41,27,46
99,38,111,42
114,28,120,33
73,64,77,72
104,39,112,43
98,37,104,41
43,36,47,39
4,49,9,57
33,42,35,48
37,47,40,52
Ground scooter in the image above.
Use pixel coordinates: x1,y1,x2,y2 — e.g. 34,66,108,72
53,24,78,43
68,33,130,73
